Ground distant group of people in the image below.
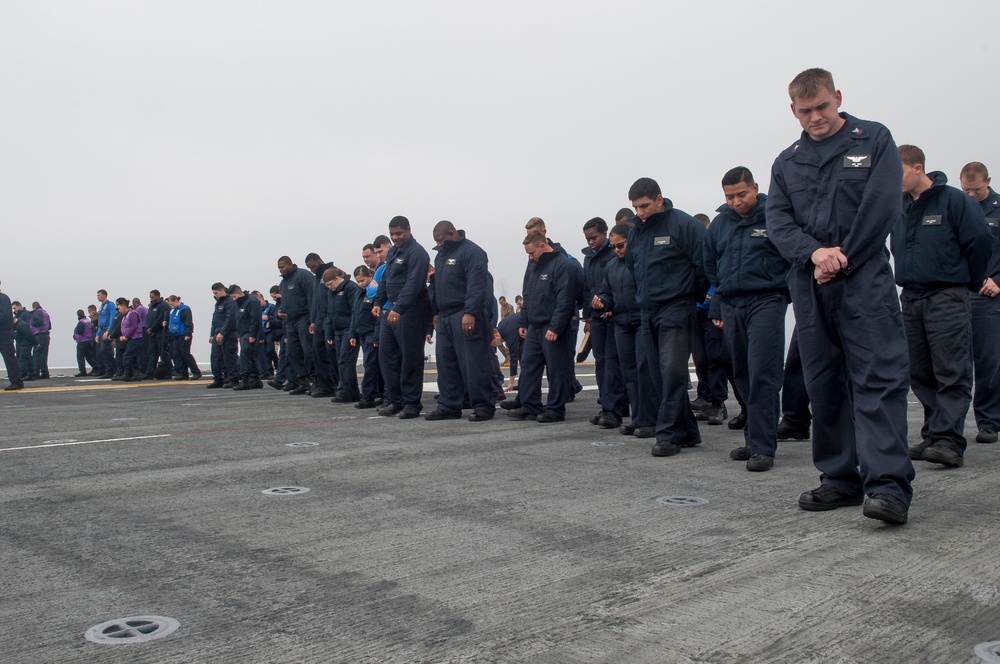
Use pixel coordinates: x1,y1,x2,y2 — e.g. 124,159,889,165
3,68,998,529
0,293,52,388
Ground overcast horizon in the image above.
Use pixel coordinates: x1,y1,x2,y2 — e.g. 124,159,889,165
2,1,998,369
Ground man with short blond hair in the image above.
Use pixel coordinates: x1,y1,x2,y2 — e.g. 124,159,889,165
767,68,913,524
960,161,1000,444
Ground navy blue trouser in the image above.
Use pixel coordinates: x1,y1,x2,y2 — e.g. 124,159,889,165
31,332,50,377
638,300,700,444
789,258,914,505
99,336,115,374
311,323,337,393
239,334,259,378
171,336,200,376
0,328,22,385
283,316,310,387
591,318,625,418
359,332,382,400
902,288,973,455
435,310,495,415
210,337,239,382
378,304,430,410
614,323,650,428
76,341,97,374
122,336,147,372
145,332,166,376
781,328,811,429
970,293,1000,432
518,324,571,417
333,328,360,400
693,312,728,402
722,294,787,456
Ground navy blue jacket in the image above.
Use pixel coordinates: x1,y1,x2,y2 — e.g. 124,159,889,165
766,113,901,276
375,236,430,316
429,230,490,317
626,200,708,309
581,239,615,320
235,294,262,337
266,297,284,337
324,279,362,337
596,255,642,330
704,193,789,305
211,295,239,338
0,293,11,331
108,311,124,340
145,299,168,335
892,171,992,300
309,261,334,324
520,250,577,335
350,290,377,340
279,266,313,320
977,187,1000,282
13,317,36,347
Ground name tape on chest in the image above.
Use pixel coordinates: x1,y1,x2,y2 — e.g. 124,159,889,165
540,274,549,281
446,258,457,266
843,154,871,168
750,228,768,238
654,236,671,246
922,215,942,226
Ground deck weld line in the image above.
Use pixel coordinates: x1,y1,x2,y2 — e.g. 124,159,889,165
0,434,172,452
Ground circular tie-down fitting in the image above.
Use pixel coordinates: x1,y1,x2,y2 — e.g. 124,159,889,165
285,442,319,448
976,641,1000,663
654,495,709,507
262,486,311,496
591,440,626,447
84,615,180,644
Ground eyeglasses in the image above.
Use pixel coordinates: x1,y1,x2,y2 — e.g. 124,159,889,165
610,242,627,250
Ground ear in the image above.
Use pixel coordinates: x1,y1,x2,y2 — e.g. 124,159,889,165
834,89,843,108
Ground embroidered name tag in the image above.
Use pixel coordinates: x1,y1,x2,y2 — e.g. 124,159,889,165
922,215,942,226
446,259,457,266
843,155,871,168
394,258,404,264
654,236,671,246
751,228,768,238
363,297,373,304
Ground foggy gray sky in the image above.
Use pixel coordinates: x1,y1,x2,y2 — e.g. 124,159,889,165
2,1,998,368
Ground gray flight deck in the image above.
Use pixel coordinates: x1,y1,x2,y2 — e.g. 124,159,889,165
1,367,998,663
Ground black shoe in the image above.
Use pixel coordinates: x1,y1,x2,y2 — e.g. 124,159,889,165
3,383,24,391
633,426,655,439
222,381,239,389
651,440,681,457
589,411,603,425
499,398,521,410
536,411,563,423
863,494,908,525
207,380,225,389
468,410,494,422
309,390,335,398
288,384,310,395
976,429,998,444
700,402,726,425
690,397,710,412
250,378,263,389
281,383,295,392
678,434,702,448
377,404,403,416
424,409,461,421
597,414,622,429
98,373,114,379
190,373,203,381
798,484,863,511
746,454,774,472
268,379,284,390
355,398,380,409
232,378,252,391
330,395,354,403
74,372,87,377
506,408,534,420
921,444,963,467
172,375,188,381
398,407,421,419
776,419,810,440
728,409,747,430
110,374,125,381
23,376,36,381
730,445,752,461
619,424,635,436
908,439,931,461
